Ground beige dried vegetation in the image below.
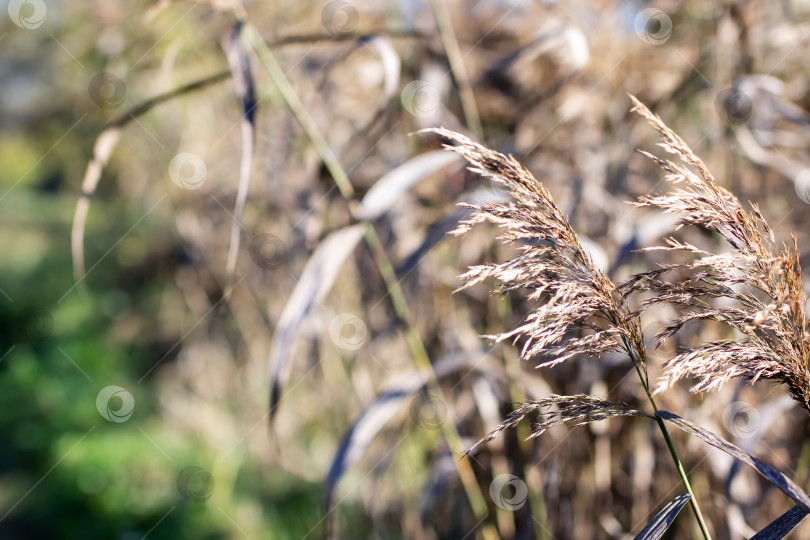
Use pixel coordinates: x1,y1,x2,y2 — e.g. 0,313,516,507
432,96,810,426
626,96,810,413
430,96,810,537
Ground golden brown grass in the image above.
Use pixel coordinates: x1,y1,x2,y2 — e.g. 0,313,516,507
467,394,652,455
429,95,810,537
625,96,810,412
428,127,648,378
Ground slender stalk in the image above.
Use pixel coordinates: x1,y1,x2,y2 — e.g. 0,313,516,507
237,12,498,537
363,225,498,540
625,341,712,540
427,0,483,139
503,345,551,540
244,25,354,200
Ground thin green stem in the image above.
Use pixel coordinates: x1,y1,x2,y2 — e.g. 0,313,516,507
239,13,497,538
245,25,354,200
363,225,498,540
427,0,483,139
629,352,712,540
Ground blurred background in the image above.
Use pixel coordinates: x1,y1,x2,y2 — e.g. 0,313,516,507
1,0,810,538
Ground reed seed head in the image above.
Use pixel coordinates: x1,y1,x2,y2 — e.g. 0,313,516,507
626,96,810,411
426,127,648,378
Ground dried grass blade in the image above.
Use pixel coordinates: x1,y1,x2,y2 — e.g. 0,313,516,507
70,71,229,283
468,395,652,455
325,352,490,511
366,36,400,102
225,21,258,286
749,504,809,539
358,151,462,221
72,128,122,284
326,389,405,512
269,225,364,420
657,411,810,510
633,493,692,540
396,187,506,276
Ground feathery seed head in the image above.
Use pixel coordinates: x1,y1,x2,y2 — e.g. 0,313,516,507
627,96,810,412
425,127,648,378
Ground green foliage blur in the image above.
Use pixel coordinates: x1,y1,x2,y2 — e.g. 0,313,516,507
0,2,336,538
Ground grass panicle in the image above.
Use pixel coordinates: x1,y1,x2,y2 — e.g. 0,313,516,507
425,127,648,377
429,118,716,538
467,394,652,455
626,96,810,412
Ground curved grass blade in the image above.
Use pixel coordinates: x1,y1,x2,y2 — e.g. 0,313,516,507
269,225,364,420
325,352,490,511
358,151,462,221
469,395,653,455
366,35,400,103
633,493,691,540
657,410,810,511
750,504,809,539
71,127,122,286
71,70,229,284
396,187,507,275
325,388,407,514
224,21,258,286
